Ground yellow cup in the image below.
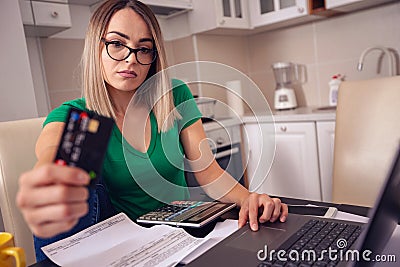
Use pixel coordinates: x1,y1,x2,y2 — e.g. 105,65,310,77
0,232,26,267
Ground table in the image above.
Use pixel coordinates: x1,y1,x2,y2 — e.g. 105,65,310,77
28,197,370,267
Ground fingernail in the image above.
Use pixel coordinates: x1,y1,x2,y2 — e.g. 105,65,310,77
280,216,286,222
251,223,258,231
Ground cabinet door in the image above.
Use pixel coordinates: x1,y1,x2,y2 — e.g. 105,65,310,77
247,122,321,201
243,122,275,193
190,0,250,34
215,0,250,29
316,121,335,202
249,0,308,28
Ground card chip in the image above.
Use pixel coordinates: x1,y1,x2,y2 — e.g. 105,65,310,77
88,119,100,133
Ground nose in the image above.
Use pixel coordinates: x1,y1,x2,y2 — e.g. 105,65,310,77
125,50,137,63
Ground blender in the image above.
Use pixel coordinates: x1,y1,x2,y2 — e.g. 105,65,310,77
272,62,306,110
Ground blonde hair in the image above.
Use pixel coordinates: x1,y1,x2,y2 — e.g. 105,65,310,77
81,0,180,132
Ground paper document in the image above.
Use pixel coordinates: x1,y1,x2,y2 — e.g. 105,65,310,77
180,219,238,264
42,213,207,267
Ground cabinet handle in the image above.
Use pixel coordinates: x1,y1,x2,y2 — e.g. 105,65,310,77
51,11,59,18
297,7,305,13
216,137,224,145
280,126,287,132
219,19,226,25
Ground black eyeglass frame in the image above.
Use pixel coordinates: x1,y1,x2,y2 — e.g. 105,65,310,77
101,38,157,65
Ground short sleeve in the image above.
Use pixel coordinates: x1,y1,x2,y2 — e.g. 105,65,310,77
172,79,202,130
44,98,87,127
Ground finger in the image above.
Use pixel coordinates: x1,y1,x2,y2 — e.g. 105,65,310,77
31,218,80,238
23,202,89,227
20,164,90,188
280,203,289,222
238,203,249,228
18,185,89,208
258,196,274,223
248,193,260,231
269,198,282,222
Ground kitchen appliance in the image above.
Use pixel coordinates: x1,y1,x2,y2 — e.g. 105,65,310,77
272,62,306,110
194,97,216,122
185,120,244,201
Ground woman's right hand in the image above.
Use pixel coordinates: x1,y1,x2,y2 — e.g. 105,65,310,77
16,163,90,238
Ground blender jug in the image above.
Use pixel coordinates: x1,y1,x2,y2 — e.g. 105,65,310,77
272,62,307,110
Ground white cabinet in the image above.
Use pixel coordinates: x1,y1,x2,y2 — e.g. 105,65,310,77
189,0,250,34
316,121,335,202
245,121,322,201
19,0,71,37
249,0,309,28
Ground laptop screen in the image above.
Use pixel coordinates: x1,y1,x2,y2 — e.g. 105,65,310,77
352,145,400,267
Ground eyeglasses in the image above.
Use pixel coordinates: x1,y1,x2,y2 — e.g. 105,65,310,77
101,39,157,65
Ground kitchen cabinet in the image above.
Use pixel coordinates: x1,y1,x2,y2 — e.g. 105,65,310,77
316,121,335,202
244,121,322,201
243,108,336,202
249,0,309,29
189,0,250,34
19,0,72,37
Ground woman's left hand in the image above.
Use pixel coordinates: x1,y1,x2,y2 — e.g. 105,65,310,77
238,192,288,231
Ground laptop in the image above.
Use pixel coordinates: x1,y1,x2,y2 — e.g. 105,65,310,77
188,145,400,267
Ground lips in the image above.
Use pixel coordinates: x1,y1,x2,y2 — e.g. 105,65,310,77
118,70,137,78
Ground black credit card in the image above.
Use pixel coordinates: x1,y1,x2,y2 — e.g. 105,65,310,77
54,107,114,183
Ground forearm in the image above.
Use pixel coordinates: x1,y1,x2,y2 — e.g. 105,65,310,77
194,161,250,207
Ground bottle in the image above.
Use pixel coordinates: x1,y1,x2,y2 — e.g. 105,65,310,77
329,74,342,106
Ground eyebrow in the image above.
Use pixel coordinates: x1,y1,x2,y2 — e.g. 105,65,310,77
106,31,154,43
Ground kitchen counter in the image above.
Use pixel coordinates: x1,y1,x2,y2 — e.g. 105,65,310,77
242,106,336,123
202,117,242,131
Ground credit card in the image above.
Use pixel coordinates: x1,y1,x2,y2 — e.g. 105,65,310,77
54,107,114,183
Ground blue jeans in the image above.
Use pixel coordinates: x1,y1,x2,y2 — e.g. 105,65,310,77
33,180,117,262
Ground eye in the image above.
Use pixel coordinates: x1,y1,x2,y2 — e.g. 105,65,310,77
138,47,153,54
109,41,124,48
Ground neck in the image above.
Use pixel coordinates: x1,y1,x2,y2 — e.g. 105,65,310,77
107,87,136,117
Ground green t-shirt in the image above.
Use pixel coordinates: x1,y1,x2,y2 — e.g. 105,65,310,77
44,80,202,220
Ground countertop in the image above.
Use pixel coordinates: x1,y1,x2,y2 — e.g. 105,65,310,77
242,106,336,123
202,117,242,131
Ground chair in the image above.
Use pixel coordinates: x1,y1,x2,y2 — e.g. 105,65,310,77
0,117,45,265
332,76,400,207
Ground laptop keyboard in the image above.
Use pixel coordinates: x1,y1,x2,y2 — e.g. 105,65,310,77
258,219,362,267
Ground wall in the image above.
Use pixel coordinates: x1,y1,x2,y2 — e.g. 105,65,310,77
0,0,38,122
247,2,400,108
40,38,85,109
35,2,400,111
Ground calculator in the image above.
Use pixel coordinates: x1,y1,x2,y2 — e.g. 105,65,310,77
136,201,236,228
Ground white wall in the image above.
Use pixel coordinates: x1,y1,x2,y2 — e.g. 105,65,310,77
0,0,38,122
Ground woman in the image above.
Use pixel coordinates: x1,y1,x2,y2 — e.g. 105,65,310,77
16,0,288,261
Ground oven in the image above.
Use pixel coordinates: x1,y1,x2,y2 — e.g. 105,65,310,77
185,120,244,201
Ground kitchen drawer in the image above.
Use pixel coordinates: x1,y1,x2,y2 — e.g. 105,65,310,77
31,1,71,27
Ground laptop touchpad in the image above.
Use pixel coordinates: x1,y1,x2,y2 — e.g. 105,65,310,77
226,224,286,252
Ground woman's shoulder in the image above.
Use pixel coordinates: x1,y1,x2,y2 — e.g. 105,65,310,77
171,79,195,104
44,98,87,126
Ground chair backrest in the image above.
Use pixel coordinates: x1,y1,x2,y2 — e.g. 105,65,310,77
332,76,400,207
0,117,45,265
